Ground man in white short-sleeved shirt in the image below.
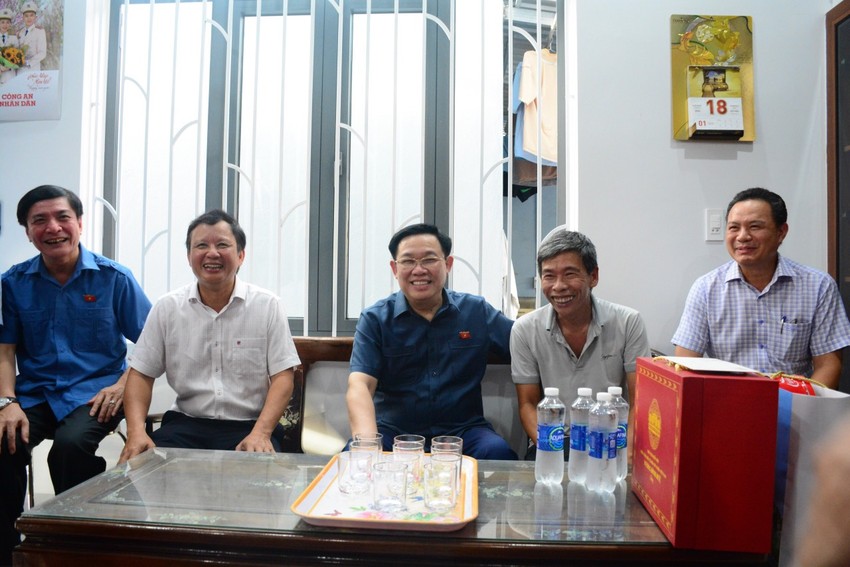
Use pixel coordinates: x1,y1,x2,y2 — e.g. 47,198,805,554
119,210,300,462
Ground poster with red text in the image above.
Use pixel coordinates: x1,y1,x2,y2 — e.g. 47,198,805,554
0,0,63,121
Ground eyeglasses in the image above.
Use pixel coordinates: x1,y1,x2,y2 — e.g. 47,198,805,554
394,256,445,271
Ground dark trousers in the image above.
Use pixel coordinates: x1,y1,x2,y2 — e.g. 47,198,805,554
151,410,286,452
0,403,121,565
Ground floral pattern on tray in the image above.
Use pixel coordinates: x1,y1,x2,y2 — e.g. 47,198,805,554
291,454,478,531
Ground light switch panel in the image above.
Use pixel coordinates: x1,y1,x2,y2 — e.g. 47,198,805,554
705,208,724,242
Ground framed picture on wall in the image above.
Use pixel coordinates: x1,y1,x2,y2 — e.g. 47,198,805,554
0,0,64,121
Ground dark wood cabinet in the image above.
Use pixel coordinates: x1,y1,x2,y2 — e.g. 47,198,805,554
827,1,850,392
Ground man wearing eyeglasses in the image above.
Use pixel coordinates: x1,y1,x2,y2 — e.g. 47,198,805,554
346,223,517,459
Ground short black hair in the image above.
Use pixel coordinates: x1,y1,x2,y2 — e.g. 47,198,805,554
185,209,247,252
17,185,83,226
726,188,787,227
388,223,452,258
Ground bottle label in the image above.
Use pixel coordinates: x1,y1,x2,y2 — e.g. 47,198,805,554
606,431,618,459
616,422,628,450
537,424,565,452
569,423,587,451
588,430,603,459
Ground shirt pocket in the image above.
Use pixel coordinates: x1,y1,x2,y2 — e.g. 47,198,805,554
20,309,51,356
777,319,812,363
380,345,420,390
447,337,485,379
231,337,267,376
73,307,114,353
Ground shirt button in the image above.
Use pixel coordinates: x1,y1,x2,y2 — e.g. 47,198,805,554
758,320,764,324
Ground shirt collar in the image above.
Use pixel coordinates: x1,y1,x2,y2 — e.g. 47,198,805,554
544,295,604,335
724,254,791,287
27,244,97,280
231,277,248,301
393,288,454,319
189,276,246,306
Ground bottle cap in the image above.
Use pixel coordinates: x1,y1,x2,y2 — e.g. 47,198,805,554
608,386,622,396
544,387,559,397
577,387,592,397
597,392,611,402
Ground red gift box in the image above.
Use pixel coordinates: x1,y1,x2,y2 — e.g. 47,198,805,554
631,357,778,553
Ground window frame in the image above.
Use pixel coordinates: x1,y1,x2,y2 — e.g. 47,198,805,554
103,0,452,336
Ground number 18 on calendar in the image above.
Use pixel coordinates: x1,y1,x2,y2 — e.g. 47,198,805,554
686,66,744,139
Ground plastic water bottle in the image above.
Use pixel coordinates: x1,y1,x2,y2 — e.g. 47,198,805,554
535,387,566,484
607,386,630,482
586,392,618,493
567,387,594,484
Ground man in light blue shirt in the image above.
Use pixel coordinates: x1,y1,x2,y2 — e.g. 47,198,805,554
672,188,850,388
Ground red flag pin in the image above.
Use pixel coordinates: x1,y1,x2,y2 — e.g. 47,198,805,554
83,294,97,303
459,331,471,340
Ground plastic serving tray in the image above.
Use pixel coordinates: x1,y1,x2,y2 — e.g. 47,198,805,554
291,453,478,532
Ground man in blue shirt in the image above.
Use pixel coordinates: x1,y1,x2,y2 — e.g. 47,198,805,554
346,223,517,459
0,185,151,564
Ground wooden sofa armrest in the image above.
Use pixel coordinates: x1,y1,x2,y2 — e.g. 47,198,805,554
278,337,355,453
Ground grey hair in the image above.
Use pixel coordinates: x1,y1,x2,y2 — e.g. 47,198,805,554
536,227,598,275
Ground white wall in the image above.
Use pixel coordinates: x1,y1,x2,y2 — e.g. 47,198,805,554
0,6,93,500
573,0,838,353
0,7,85,269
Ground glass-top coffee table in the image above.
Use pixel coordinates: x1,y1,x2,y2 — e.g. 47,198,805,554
14,448,769,566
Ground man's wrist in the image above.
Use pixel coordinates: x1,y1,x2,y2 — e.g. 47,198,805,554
124,419,149,436
251,426,273,439
0,396,20,410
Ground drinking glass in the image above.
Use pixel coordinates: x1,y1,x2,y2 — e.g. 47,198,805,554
393,440,424,495
423,461,457,513
372,461,408,512
430,436,463,494
337,451,372,495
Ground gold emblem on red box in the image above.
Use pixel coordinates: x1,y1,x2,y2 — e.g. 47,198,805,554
648,399,662,451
